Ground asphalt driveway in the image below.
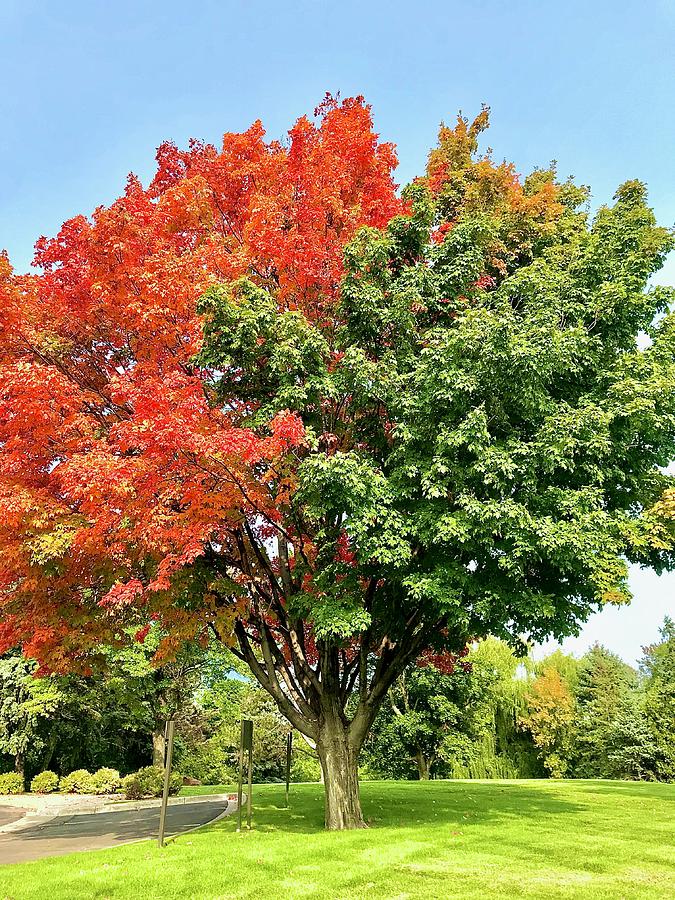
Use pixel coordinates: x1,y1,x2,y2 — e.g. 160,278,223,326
0,797,230,865
0,806,26,830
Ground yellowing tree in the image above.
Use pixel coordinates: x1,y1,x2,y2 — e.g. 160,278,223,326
520,667,575,777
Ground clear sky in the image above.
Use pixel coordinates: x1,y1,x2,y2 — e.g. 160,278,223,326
1,0,673,664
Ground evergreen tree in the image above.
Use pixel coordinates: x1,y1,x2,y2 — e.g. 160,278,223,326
642,618,675,780
606,697,660,780
573,644,637,777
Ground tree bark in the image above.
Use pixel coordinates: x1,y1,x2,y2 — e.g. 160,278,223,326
220,526,439,830
416,751,431,780
316,711,365,830
152,729,165,768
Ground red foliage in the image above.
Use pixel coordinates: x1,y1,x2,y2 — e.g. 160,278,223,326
0,98,401,669
416,644,471,675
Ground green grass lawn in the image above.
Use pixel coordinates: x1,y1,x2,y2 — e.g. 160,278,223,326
1,779,674,899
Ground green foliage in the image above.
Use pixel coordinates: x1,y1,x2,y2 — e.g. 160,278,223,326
443,733,521,780
0,654,64,778
520,667,576,776
200,151,675,659
606,701,660,780
88,767,122,794
56,766,123,794
122,766,182,800
59,769,94,794
573,644,637,777
0,640,228,782
0,772,24,794
312,176,675,648
363,637,540,781
177,672,291,784
198,279,332,423
175,742,233,786
291,750,322,783
642,617,675,780
30,770,59,793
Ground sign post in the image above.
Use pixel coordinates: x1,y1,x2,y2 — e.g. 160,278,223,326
157,718,175,848
284,731,292,807
237,719,253,831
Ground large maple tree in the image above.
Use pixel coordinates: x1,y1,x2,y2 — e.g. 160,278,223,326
1,99,674,828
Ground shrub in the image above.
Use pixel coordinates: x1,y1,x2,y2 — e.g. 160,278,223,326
291,752,322,783
122,766,183,800
59,769,94,794
0,772,24,794
30,770,59,794
169,771,183,795
177,743,233,785
88,767,121,794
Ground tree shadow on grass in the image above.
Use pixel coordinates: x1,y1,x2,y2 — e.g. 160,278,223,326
566,779,675,801
217,781,586,836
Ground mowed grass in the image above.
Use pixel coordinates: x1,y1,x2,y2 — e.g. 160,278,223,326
1,779,674,899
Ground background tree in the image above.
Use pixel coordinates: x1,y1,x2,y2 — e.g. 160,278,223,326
642,617,675,780
364,654,474,781
605,697,660,780
0,654,63,780
520,667,576,777
176,654,292,785
573,644,637,777
1,101,674,827
363,638,537,781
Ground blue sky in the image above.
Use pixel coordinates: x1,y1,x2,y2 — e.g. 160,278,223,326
1,0,673,664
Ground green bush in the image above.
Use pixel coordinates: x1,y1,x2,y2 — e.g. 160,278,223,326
177,743,233,785
88,767,121,794
122,766,182,800
30,770,59,794
0,772,24,794
290,752,321,783
59,768,94,794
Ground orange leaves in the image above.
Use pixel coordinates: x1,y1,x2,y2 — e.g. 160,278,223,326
425,108,565,272
100,579,144,609
258,410,306,459
0,96,399,670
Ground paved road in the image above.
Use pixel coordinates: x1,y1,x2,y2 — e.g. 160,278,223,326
0,807,26,830
0,798,230,865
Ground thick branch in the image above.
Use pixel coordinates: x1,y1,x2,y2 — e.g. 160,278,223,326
234,620,316,739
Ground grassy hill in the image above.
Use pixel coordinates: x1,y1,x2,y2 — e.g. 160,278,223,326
2,779,674,899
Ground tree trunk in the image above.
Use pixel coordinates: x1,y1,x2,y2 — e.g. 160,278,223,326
14,751,25,779
416,750,431,780
41,733,58,773
316,715,364,830
230,574,432,831
152,730,165,768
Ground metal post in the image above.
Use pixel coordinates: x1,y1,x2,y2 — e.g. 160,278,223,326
237,720,253,831
246,738,253,830
158,719,175,848
236,720,244,832
285,731,292,807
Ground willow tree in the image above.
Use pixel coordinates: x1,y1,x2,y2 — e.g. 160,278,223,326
1,102,674,827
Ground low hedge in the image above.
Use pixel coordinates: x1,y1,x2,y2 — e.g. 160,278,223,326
122,766,183,800
30,770,59,794
88,767,121,794
59,768,93,793
57,767,122,794
0,772,24,794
